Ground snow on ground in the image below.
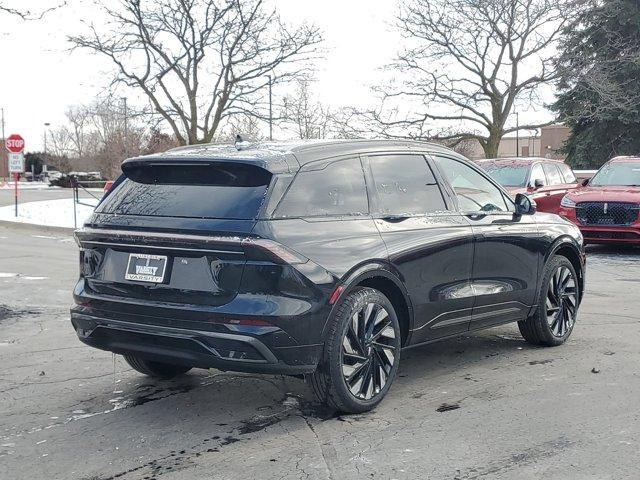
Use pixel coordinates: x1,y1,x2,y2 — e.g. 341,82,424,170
0,181,58,190
0,198,99,228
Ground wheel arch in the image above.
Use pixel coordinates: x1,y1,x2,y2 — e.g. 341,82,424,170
323,263,414,347
546,237,585,303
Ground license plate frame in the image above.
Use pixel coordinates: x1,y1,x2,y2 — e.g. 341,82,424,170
124,253,168,283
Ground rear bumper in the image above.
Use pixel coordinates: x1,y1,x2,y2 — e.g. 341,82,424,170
71,308,322,375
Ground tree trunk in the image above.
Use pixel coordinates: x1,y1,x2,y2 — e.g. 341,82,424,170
483,130,502,158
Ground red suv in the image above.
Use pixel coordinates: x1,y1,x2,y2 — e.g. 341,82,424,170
477,158,579,214
558,156,640,244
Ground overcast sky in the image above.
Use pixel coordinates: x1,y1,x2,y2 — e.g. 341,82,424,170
0,0,552,152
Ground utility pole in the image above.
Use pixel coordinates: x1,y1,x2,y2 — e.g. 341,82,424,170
515,112,520,158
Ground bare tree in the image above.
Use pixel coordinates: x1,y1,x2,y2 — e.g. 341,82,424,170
0,2,65,19
373,0,577,157
47,98,154,178
216,114,265,143
65,105,92,158
69,0,322,145
47,128,74,158
280,79,333,139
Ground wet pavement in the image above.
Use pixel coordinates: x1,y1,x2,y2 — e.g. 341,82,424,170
1,224,640,479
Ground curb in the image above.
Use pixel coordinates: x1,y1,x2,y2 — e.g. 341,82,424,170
0,219,75,235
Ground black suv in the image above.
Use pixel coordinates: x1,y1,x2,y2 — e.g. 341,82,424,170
72,140,585,413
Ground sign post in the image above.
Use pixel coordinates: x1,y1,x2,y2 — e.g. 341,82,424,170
6,134,25,217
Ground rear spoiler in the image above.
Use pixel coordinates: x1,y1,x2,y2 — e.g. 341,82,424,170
120,160,272,187
121,153,297,175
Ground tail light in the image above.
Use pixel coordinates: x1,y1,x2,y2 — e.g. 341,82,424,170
241,238,308,265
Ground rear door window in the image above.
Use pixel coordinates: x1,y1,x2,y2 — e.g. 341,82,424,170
367,154,447,215
274,157,368,218
97,162,271,219
558,163,577,183
543,163,563,185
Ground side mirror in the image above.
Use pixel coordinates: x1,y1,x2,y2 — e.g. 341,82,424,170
533,178,545,189
581,178,589,187
515,193,536,215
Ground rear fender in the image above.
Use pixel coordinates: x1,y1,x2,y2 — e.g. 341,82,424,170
320,262,414,343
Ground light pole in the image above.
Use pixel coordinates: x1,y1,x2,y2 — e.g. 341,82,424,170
43,122,50,154
121,97,128,156
515,112,520,157
266,75,273,141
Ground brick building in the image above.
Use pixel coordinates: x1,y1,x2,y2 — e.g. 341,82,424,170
0,139,8,179
466,124,570,160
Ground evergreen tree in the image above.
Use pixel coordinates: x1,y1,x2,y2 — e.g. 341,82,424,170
552,0,640,168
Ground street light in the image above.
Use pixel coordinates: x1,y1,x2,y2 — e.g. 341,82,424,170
43,122,51,154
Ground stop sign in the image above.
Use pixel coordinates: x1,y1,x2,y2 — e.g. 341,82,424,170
6,134,25,154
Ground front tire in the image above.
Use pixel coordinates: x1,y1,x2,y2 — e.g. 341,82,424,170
519,255,579,346
123,354,192,379
308,287,401,414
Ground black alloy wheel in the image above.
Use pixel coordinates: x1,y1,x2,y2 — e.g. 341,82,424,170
519,255,580,346
308,287,401,413
341,301,398,400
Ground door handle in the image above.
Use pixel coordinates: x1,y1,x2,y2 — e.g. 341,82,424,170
380,215,410,223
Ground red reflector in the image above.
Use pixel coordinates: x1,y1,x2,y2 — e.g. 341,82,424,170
329,285,344,305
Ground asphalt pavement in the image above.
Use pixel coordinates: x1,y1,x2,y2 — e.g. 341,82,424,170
1,221,639,479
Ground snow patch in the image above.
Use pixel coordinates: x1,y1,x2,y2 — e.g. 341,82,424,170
0,182,58,190
0,198,99,228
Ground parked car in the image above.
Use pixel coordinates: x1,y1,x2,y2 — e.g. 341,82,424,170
477,158,580,214
558,156,640,244
71,140,585,413
103,180,114,195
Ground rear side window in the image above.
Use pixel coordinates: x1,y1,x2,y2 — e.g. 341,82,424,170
274,157,368,218
543,163,563,185
97,162,271,219
368,154,447,215
558,163,577,183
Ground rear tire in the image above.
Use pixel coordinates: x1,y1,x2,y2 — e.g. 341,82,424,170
518,255,579,346
123,354,192,379
308,287,401,414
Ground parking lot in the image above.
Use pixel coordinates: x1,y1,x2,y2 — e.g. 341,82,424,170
1,217,639,479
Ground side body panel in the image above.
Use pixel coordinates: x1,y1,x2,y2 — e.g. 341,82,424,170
375,213,475,342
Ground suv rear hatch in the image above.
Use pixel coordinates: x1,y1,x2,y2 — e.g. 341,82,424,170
77,160,277,308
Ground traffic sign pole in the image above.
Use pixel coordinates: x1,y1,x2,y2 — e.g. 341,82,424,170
6,134,25,217
14,172,18,217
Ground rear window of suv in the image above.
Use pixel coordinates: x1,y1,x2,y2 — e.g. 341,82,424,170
97,162,272,219
274,157,368,218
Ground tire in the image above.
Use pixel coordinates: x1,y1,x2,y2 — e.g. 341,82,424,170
308,287,401,414
518,255,580,346
123,354,192,379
